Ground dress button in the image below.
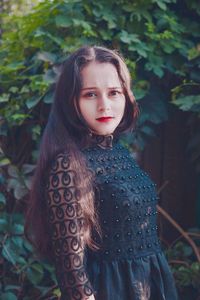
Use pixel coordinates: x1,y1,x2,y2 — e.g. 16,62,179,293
100,199,104,203
137,231,142,235
105,250,109,255
116,248,121,253
104,234,108,239
147,243,152,248
115,205,119,209
127,232,132,236
105,180,109,184
129,176,132,179
115,219,120,223
126,217,131,222
103,220,107,224
114,176,118,180
139,245,143,250
115,233,120,238
111,193,115,197
128,247,133,253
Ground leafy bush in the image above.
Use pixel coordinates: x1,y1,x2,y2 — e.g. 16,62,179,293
165,229,200,300
0,0,200,298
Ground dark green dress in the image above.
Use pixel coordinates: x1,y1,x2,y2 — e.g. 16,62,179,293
46,134,178,300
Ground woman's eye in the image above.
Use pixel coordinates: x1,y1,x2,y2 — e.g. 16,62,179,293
84,92,97,98
110,90,121,96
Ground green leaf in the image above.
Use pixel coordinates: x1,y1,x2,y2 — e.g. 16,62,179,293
140,125,156,137
0,157,10,166
172,95,200,111
26,96,41,109
9,87,19,93
154,0,167,10
22,164,36,174
12,224,24,235
11,114,30,122
43,91,54,104
1,292,17,300
37,51,57,63
8,165,19,178
0,192,6,207
0,216,9,232
0,93,10,103
55,15,72,27
27,263,44,285
119,30,140,44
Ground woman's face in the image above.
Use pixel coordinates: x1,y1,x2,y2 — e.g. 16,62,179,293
79,61,126,135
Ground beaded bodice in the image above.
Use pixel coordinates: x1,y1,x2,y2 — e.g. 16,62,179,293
83,140,161,261
45,135,161,299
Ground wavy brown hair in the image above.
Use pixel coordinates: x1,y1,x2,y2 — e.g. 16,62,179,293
25,45,139,258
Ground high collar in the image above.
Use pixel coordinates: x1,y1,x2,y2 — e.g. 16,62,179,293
89,132,113,149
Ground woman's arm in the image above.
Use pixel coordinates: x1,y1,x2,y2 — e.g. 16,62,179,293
46,152,94,300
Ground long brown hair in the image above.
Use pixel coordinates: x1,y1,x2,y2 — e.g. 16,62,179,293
25,45,139,258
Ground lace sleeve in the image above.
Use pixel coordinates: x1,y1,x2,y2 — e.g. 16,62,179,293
45,152,94,300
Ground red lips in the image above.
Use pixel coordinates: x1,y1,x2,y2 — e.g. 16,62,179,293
96,117,113,122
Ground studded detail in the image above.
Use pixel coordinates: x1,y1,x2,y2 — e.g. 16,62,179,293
115,233,120,239
81,136,162,262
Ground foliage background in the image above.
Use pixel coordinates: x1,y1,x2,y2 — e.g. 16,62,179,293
0,0,200,299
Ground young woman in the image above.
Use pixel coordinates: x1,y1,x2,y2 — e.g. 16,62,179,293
25,46,178,300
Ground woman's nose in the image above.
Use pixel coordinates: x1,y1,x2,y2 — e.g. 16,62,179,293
97,95,111,112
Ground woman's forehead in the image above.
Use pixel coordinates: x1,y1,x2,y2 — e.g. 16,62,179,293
81,61,121,88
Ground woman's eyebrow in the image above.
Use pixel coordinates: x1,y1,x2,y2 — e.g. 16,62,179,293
108,87,122,89
81,87,97,91
81,86,122,90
